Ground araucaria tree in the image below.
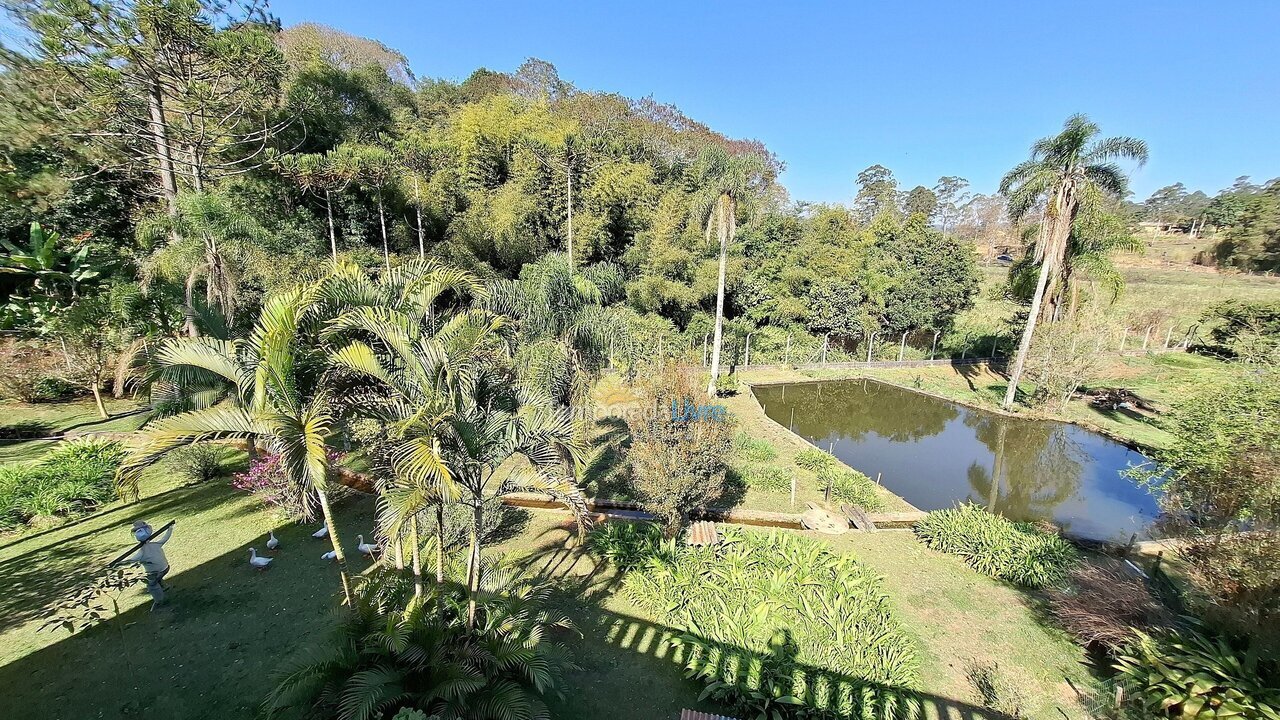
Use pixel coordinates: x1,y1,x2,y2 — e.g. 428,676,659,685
998,115,1147,409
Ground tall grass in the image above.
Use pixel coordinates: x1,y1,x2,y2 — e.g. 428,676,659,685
0,437,126,530
592,523,920,718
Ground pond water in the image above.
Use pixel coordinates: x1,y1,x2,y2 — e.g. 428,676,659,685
752,379,1160,542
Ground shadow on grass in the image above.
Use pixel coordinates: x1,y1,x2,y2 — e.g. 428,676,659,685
513,524,1019,720
0,486,378,720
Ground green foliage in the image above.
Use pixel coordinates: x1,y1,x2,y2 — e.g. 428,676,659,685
1113,629,1280,720
964,661,1027,719
595,526,919,718
1195,299,1280,364
0,437,126,529
714,372,739,396
264,563,576,720
817,467,884,510
734,432,777,463
913,503,1077,588
741,464,790,492
626,365,735,534
172,444,226,484
587,521,668,571
795,448,838,472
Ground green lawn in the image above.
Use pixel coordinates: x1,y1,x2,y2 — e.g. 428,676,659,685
0,397,150,464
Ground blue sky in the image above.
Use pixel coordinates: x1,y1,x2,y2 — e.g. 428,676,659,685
270,0,1279,204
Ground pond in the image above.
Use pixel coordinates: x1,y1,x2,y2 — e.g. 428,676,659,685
752,379,1160,542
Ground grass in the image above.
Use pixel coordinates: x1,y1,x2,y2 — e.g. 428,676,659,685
0,397,150,464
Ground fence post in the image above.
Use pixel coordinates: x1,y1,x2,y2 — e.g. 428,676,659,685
785,333,792,365
898,332,907,362
745,332,753,366
1164,327,1173,349
702,334,708,366
961,333,969,360
1120,327,1130,352
821,333,829,364
608,339,614,368
930,330,940,360
1142,326,1152,350
866,332,877,363
990,335,998,358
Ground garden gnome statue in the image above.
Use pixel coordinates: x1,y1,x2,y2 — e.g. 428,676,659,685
123,520,174,609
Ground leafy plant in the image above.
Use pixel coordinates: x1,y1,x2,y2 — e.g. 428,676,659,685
264,562,576,720
173,444,226,484
817,467,884,510
734,432,778,463
1114,628,1280,719
795,448,838,472
0,437,126,529
741,464,791,492
914,503,1077,588
595,526,920,718
587,521,670,571
41,565,145,637
231,452,314,521
714,372,739,396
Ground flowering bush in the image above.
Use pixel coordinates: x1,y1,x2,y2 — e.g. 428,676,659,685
231,449,344,521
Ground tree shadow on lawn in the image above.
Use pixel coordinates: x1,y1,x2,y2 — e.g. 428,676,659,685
0,489,378,720
513,522,1019,720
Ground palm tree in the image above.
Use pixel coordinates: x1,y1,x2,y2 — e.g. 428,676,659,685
138,191,271,335
998,115,1147,409
690,145,771,397
117,285,357,602
487,252,629,410
263,564,575,720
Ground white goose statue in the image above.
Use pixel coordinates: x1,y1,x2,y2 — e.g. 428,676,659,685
266,531,280,552
355,535,379,558
249,547,273,570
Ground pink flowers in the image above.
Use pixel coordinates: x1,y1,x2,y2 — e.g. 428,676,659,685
231,450,345,520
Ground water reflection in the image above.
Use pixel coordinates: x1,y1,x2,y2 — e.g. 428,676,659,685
753,379,1159,542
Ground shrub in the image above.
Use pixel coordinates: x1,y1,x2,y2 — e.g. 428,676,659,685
714,372,739,396
587,521,668,571
626,365,735,535
232,452,312,520
965,661,1027,719
29,377,84,402
795,447,838,472
418,498,506,550
1114,628,1280,719
0,338,67,402
594,526,920,718
1046,564,1177,652
741,464,790,492
173,444,226,484
914,503,1078,588
734,432,777,463
818,467,884,510
0,437,125,530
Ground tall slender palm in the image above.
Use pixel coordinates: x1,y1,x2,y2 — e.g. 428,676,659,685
998,115,1147,409
690,146,770,397
117,285,357,602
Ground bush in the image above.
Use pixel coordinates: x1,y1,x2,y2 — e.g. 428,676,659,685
1046,564,1177,652
587,521,668,571
795,447,838,472
0,437,126,530
0,338,67,402
626,365,735,535
914,503,1078,588
232,451,313,520
714,372,739,396
29,377,84,402
734,432,777,463
173,444,226,484
741,464,790,492
593,525,920,718
1114,628,1280,719
818,467,884,510
965,661,1027,719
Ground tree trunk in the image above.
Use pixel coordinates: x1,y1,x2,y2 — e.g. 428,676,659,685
410,516,423,598
378,190,389,272
183,264,203,337
706,195,731,398
1002,254,1053,409
466,499,483,628
393,536,404,571
315,484,353,604
90,381,109,419
325,188,337,260
435,502,446,584
146,79,179,221
413,176,425,259
566,165,573,268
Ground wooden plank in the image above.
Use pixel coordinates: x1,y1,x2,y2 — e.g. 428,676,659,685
841,504,877,532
